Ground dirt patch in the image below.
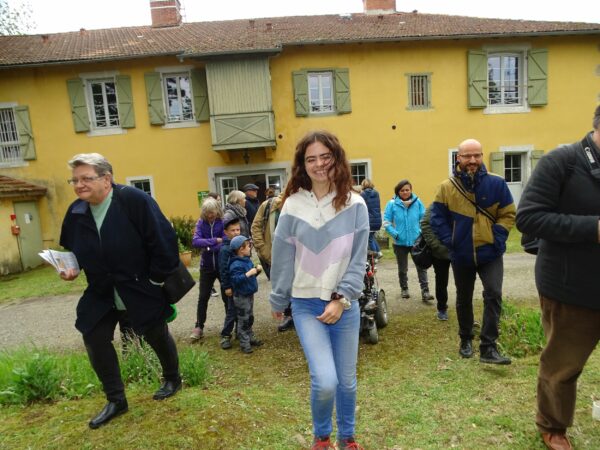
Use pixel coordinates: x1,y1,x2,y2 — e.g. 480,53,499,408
0,253,537,351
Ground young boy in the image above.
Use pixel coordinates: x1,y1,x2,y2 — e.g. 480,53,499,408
228,235,263,354
217,217,241,350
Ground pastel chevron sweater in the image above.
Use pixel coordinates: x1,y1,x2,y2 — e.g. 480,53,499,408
269,189,369,313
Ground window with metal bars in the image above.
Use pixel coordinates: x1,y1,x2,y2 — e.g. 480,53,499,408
408,74,431,109
0,108,21,164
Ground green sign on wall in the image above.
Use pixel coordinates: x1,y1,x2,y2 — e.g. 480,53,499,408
197,191,210,207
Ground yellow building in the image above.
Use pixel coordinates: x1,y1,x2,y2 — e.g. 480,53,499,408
0,0,599,273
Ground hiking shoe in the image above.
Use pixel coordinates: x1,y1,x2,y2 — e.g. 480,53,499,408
437,310,448,321
277,316,294,332
152,377,182,400
337,437,364,450
241,345,253,354
401,288,410,299
220,336,232,350
190,327,203,341
250,336,263,347
421,289,435,303
480,348,512,365
459,339,473,358
311,436,334,449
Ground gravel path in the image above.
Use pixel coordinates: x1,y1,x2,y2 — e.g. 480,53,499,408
0,253,537,351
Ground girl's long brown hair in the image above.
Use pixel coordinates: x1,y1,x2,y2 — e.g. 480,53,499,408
283,130,354,212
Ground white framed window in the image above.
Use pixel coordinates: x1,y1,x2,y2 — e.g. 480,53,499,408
504,154,522,183
488,53,522,107
308,72,334,114
267,175,282,195
163,72,194,123
406,73,432,110
126,176,155,197
87,78,120,129
350,160,370,187
448,149,458,176
0,107,21,165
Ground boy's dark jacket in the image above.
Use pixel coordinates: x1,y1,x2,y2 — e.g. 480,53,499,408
229,255,259,296
218,238,234,291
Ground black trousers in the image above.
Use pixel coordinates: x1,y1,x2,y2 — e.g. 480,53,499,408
452,256,504,351
432,257,451,312
83,309,179,402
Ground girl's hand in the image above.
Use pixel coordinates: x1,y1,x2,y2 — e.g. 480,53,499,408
316,301,344,324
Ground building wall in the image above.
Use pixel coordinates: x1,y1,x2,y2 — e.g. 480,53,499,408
0,34,598,258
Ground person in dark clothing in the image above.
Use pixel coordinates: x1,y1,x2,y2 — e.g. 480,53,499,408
516,106,600,450
421,206,451,321
360,179,382,257
223,190,250,238
242,183,260,232
189,198,226,341
229,235,263,353
59,153,181,429
430,139,515,365
217,216,242,349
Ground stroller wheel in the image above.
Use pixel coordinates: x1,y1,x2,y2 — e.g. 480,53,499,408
375,290,388,329
366,326,379,345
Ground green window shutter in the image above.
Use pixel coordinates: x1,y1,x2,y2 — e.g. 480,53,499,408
14,106,36,160
334,68,352,114
528,49,548,106
191,69,209,122
116,75,135,129
490,152,505,176
531,150,544,170
144,72,165,125
467,50,488,109
292,70,308,117
66,78,90,132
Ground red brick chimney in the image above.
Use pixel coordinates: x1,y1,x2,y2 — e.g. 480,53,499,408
150,0,182,28
363,0,396,14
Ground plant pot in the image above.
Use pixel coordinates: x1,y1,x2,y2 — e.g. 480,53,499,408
179,251,192,267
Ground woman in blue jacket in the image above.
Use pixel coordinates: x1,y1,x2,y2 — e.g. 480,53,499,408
383,179,434,302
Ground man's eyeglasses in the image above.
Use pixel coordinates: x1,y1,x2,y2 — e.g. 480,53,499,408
67,175,105,185
457,153,483,160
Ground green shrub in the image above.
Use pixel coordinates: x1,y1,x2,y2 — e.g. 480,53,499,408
119,337,162,385
179,348,210,387
0,351,62,404
171,215,196,252
499,302,546,358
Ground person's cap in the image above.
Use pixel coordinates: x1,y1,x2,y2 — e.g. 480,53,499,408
230,235,249,251
223,215,240,229
242,183,259,192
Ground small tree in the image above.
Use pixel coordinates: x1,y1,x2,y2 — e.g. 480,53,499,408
0,0,35,36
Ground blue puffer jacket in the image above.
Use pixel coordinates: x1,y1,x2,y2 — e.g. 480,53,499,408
229,255,259,296
430,164,515,267
383,193,425,247
192,218,225,271
360,188,382,231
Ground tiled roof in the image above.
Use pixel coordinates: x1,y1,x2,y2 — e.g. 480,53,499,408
0,175,47,198
1,12,599,67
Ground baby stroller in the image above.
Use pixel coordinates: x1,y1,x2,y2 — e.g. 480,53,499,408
359,251,388,344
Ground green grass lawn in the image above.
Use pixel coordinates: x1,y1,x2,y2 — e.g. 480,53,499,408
1,300,599,449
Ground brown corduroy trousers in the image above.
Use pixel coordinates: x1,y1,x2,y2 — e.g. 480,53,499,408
536,295,600,433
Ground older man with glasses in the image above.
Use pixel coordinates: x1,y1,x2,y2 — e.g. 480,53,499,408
60,153,182,429
430,139,515,365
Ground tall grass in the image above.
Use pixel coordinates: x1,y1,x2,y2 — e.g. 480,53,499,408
499,301,546,357
0,345,210,406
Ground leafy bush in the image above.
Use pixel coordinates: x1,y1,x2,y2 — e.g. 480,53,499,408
0,351,62,404
499,302,546,358
171,216,196,252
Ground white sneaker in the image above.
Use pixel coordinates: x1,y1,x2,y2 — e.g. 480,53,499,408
190,327,203,341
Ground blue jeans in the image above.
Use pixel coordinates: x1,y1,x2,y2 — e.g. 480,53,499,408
368,231,380,253
291,297,360,440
